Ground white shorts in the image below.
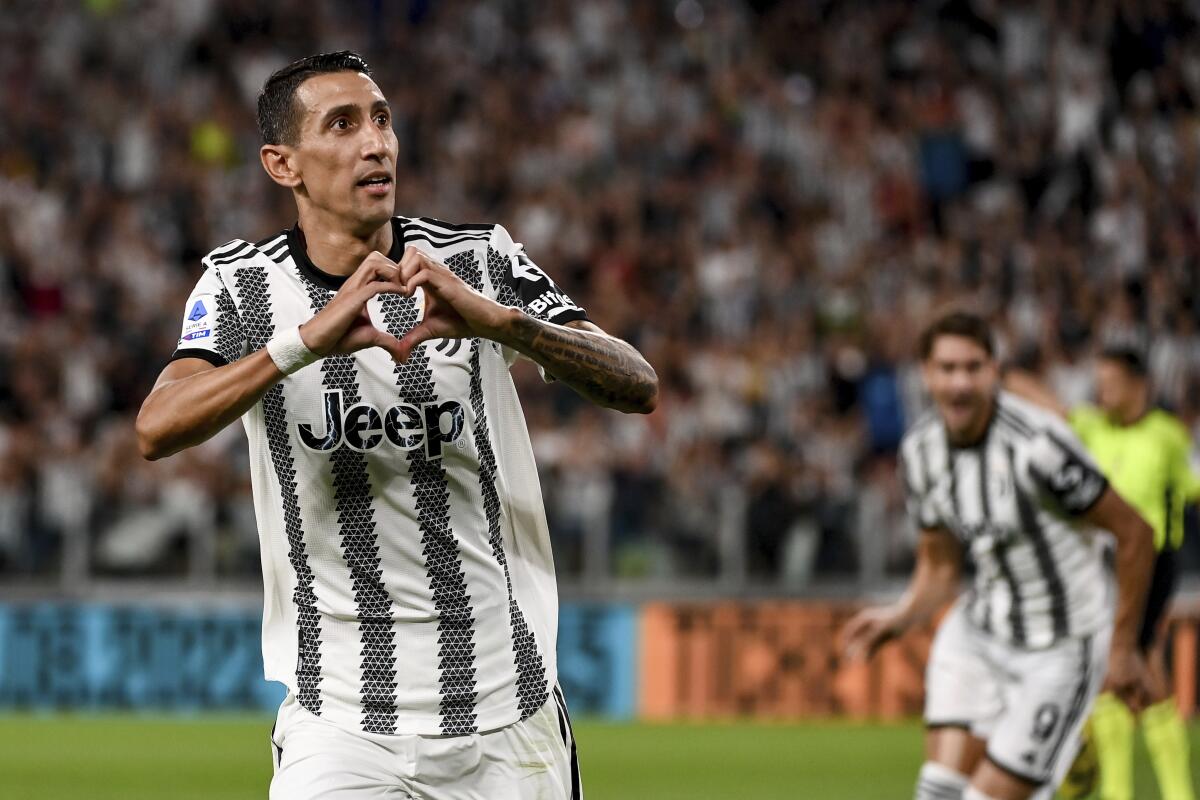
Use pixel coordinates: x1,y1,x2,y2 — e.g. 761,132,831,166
924,602,1110,787
269,686,581,800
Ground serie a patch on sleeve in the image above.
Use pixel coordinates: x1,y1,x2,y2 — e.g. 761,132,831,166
179,293,215,343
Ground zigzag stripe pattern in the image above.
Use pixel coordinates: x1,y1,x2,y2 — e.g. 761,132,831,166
295,274,400,734
448,249,548,721
377,288,480,735
235,261,324,713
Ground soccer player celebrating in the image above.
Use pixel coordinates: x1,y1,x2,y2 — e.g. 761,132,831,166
1008,344,1199,800
136,51,657,800
842,311,1155,800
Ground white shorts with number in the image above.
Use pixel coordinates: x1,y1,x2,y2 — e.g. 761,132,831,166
924,601,1110,788
269,686,581,800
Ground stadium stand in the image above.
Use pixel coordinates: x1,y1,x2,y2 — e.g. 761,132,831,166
0,0,1197,591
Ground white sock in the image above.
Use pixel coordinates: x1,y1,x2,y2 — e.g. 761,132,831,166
963,788,1002,800
916,762,969,799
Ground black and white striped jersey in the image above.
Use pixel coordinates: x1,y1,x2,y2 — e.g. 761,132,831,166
170,216,587,736
899,391,1113,649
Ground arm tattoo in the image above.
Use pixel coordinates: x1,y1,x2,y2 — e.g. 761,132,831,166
501,314,658,413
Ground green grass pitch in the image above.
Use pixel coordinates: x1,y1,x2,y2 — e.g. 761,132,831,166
0,715,1193,798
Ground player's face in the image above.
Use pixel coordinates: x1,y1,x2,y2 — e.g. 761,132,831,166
1095,358,1139,417
922,335,998,443
290,71,398,232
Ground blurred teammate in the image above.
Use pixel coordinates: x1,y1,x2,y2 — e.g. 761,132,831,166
136,51,657,800
1008,345,1199,800
842,311,1155,800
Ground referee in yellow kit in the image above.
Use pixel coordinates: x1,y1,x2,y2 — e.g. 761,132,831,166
1009,343,1199,800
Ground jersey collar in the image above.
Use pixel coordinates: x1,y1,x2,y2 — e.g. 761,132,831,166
287,218,407,290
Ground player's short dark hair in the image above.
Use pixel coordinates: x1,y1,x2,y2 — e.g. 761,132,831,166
1099,343,1149,377
257,51,372,146
918,310,995,360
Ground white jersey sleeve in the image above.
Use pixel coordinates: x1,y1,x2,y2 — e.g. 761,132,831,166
1024,418,1109,517
486,224,588,326
170,241,250,367
899,417,944,531
484,224,589,378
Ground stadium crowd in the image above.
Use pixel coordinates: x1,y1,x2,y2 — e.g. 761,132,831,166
1,0,1198,585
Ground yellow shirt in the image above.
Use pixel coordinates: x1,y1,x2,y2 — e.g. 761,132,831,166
1069,406,1200,550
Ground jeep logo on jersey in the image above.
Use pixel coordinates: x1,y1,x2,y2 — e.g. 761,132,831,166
296,390,466,458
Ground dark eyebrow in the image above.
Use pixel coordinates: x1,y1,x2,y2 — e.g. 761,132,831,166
319,100,390,126
319,104,359,125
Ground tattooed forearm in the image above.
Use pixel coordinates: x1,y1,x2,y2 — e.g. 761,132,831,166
498,313,659,413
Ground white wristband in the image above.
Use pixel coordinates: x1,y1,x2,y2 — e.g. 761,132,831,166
266,326,319,375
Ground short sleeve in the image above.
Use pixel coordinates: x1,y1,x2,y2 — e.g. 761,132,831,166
899,438,942,530
1026,422,1109,516
169,255,248,368
485,224,589,326
1167,420,1200,503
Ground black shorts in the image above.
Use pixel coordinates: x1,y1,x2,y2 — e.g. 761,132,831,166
1137,548,1178,653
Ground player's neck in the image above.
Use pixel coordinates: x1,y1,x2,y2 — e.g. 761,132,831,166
294,208,393,277
946,397,995,448
1113,396,1149,426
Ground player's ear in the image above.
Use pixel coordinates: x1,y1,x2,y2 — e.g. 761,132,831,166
260,144,302,189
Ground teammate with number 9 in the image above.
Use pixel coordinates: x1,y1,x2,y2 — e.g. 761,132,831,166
841,311,1155,800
